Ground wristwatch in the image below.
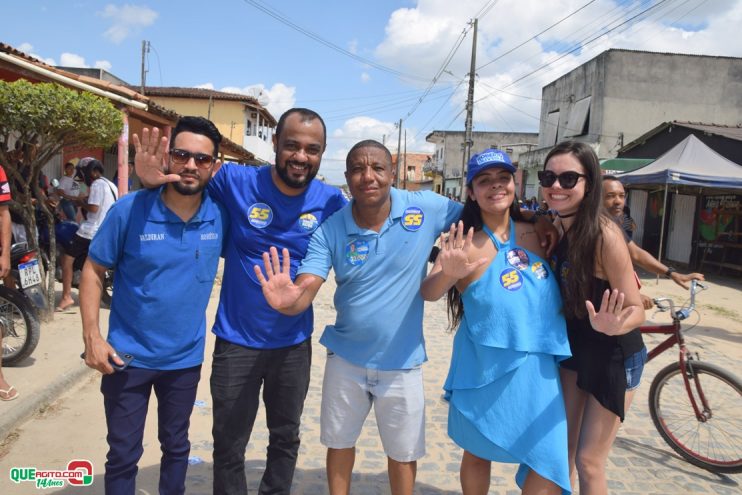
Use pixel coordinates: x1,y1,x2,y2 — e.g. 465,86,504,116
664,267,676,278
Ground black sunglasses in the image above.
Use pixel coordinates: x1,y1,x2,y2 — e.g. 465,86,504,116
537,170,586,189
169,148,215,169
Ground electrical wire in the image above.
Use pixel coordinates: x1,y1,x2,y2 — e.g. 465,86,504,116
241,0,431,82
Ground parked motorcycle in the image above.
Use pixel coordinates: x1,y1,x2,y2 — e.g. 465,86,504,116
1,243,42,365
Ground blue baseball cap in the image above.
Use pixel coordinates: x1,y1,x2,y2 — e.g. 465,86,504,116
466,149,515,184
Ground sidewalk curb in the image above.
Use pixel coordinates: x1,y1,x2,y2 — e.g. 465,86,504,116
0,364,94,438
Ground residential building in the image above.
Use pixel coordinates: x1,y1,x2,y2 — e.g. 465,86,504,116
425,130,538,198
140,86,277,164
392,152,434,191
519,49,742,198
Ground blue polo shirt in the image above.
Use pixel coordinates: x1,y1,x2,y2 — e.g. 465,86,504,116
207,163,347,349
89,187,226,370
298,188,462,370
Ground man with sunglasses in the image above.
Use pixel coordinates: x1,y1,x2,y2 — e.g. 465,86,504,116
134,108,348,494
80,116,227,494
601,175,704,292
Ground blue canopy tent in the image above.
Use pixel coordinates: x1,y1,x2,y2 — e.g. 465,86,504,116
619,135,742,265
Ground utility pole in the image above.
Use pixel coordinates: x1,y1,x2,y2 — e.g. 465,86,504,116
395,119,402,188
140,40,149,95
460,18,478,201
402,129,408,190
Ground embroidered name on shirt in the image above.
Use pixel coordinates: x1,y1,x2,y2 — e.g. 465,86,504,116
140,233,165,241
201,233,219,240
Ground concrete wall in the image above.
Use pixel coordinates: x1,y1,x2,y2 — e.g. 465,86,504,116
148,96,247,143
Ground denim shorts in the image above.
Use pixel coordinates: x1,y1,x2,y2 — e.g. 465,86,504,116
625,347,648,391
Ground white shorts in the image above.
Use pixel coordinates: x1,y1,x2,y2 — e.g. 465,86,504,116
320,352,426,462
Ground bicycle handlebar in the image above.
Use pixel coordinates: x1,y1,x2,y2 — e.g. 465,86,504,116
652,279,707,321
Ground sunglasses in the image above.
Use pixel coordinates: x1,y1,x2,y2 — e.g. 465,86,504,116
169,148,215,169
537,170,586,189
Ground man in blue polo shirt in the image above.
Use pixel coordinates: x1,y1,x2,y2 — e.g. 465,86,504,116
134,108,347,494
80,116,226,494
255,140,462,495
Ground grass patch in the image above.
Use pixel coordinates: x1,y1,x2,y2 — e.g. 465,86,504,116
702,304,740,320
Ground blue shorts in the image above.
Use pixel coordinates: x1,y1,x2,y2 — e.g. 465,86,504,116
625,347,648,391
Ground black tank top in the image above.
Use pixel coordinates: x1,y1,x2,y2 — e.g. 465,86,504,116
554,235,644,421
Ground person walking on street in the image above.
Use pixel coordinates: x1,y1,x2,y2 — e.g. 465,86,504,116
134,108,347,495
80,116,226,494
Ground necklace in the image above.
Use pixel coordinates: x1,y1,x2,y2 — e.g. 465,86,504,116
557,211,577,219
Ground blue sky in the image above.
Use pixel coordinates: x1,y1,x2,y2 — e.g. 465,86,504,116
3,0,742,184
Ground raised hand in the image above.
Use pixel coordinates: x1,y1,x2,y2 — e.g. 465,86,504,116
438,221,487,280
586,288,636,336
132,127,181,188
253,247,313,311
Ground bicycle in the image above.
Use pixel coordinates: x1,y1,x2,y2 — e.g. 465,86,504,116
640,280,742,474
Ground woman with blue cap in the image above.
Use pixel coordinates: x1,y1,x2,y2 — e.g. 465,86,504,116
421,149,571,494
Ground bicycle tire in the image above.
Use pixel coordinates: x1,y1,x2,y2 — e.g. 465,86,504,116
0,285,41,366
649,360,742,473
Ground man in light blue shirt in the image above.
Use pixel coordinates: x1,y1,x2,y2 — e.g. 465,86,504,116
255,140,461,495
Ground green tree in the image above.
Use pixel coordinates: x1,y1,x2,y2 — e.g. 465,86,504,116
0,79,123,317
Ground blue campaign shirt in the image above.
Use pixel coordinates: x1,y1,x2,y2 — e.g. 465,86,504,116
88,187,227,370
298,188,462,370
207,163,347,348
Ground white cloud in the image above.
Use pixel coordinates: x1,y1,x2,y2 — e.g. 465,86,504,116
361,72,370,83
60,52,88,67
371,0,742,135
99,4,158,43
95,60,112,71
348,39,358,55
194,82,215,90
214,83,296,122
16,42,56,65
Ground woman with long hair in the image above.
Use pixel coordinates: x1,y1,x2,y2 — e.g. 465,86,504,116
540,141,645,494
421,149,571,494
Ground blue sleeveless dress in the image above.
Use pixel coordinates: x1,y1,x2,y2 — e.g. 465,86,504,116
444,221,572,494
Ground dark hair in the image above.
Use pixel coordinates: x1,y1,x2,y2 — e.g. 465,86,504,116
345,140,393,170
446,176,523,330
275,108,327,150
544,140,610,319
64,162,74,170
170,116,222,157
601,174,621,183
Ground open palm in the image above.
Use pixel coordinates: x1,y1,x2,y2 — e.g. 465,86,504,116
438,221,487,280
586,288,635,336
254,247,309,310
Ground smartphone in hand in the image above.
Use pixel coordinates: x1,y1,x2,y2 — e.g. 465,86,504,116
80,351,134,371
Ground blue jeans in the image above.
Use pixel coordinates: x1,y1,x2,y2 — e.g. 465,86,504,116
210,337,311,495
101,365,201,495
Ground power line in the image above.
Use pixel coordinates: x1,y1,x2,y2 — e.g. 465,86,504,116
242,0,431,82
477,0,599,72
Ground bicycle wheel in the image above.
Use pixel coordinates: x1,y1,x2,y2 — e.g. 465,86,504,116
0,285,41,366
649,360,742,473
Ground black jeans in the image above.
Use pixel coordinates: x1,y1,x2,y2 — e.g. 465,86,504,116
211,337,311,494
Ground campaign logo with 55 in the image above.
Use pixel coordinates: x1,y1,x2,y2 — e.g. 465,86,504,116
9,460,94,489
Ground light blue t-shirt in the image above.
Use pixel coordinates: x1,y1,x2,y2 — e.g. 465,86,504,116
298,188,462,370
208,163,347,349
88,187,226,370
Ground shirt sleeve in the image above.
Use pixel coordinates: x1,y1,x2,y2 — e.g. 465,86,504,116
87,180,105,207
207,162,233,204
88,200,129,269
297,223,333,280
0,165,12,204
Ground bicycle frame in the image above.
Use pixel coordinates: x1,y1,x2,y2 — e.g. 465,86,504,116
640,281,712,423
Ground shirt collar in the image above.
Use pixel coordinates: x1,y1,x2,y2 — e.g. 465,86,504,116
343,187,403,235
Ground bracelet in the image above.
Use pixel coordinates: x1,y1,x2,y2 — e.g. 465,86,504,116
664,267,676,278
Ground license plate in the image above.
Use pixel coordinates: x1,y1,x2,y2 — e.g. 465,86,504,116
19,259,42,289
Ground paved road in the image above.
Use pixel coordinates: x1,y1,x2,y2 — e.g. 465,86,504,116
0,273,740,494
